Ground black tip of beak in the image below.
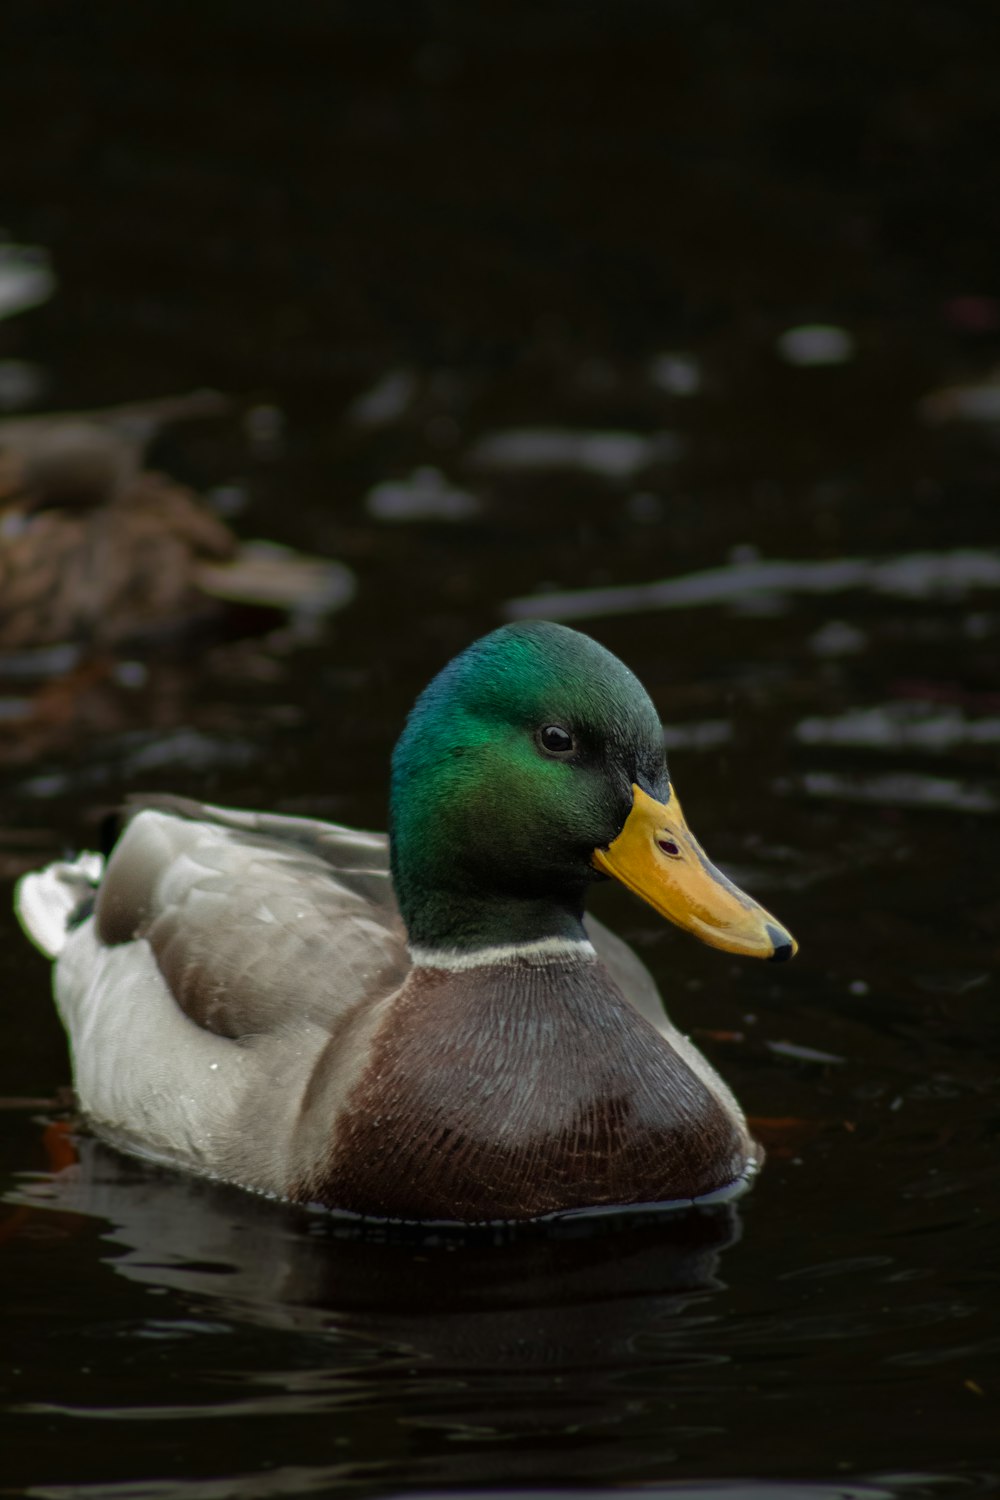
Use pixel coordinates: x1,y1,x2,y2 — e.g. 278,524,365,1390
766,924,795,963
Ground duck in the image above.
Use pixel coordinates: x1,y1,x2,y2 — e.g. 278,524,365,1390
15,621,796,1223
0,395,353,653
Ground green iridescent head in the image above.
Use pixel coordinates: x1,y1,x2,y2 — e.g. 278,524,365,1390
389,621,669,951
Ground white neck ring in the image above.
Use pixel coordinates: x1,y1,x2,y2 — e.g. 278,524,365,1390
408,936,597,972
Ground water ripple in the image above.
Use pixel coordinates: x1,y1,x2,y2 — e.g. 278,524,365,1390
506,550,1000,622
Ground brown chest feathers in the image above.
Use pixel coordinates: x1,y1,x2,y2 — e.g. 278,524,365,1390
306,959,750,1222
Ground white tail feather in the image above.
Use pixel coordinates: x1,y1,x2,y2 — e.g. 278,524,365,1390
14,853,104,958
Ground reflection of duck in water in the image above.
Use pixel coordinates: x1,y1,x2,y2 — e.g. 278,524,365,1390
8,1133,739,1348
16,622,796,1222
0,394,352,652
6,1135,740,1485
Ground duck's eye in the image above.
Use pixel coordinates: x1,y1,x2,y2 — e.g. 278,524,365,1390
537,724,575,756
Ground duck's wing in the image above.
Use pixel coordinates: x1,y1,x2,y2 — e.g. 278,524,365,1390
93,798,409,1040
15,801,407,1192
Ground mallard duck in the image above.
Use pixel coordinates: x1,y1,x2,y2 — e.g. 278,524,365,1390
15,621,796,1222
0,396,353,652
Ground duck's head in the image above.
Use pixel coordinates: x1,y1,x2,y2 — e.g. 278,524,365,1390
390,621,796,962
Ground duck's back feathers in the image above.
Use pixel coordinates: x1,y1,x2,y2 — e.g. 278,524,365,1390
93,799,407,1039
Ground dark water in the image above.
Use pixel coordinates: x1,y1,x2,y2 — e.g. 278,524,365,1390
2,4,1000,1496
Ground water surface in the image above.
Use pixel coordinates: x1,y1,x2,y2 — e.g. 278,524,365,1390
2,4,999,1496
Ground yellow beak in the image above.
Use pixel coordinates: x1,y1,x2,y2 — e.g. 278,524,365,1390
593,784,797,962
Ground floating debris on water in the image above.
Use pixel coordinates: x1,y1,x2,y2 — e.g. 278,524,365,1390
662,719,733,751
795,703,1000,753
919,369,1000,425
198,540,356,614
776,324,855,366
365,465,481,522
0,242,56,321
648,352,702,396
766,1039,847,1065
809,620,868,657
470,427,680,480
506,549,1000,622
347,368,417,428
779,769,999,814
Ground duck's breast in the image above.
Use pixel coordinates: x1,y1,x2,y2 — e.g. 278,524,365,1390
305,957,754,1221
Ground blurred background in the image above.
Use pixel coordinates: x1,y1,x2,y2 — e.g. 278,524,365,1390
2,3,1000,1496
